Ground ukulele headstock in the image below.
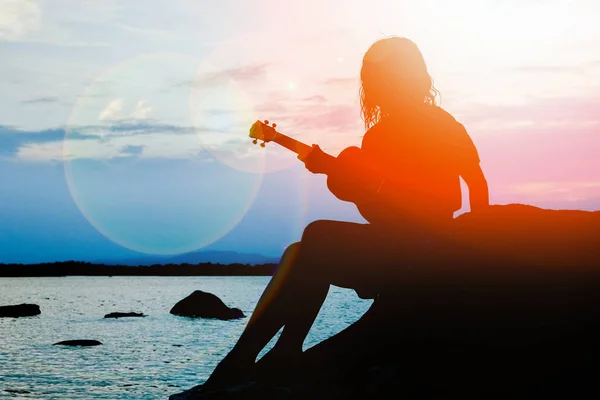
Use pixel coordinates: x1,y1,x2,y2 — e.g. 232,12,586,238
249,120,278,147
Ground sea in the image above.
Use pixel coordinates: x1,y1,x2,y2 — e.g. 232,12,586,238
0,276,373,399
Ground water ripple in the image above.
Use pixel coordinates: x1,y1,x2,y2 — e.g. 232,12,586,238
0,276,372,399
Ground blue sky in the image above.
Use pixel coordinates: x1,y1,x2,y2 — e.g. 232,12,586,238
1,0,600,263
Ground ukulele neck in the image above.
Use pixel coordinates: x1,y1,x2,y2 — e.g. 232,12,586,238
272,132,338,172
272,132,312,156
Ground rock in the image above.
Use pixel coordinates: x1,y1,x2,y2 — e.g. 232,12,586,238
171,286,600,399
104,312,146,319
0,303,40,318
170,290,245,320
4,389,32,394
53,340,102,347
170,204,600,399
451,203,600,269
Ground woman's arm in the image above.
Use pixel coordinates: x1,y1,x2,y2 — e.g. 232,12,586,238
301,145,381,203
461,163,489,212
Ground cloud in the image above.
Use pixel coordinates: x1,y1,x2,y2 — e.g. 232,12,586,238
222,64,270,81
457,95,600,130
252,90,361,133
322,77,358,87
120,144,144,156
0,0,42,41
16,140,63,162
67,121,224,141
98,99,153,122
173,63,270,90
447,95,600,209
300,95,328,103
129,100,152,120
0,121,235,162
498,180,600,210
286,104,359,131
200,108,239,116
116,23,188,41
98,98,124,121
509,65,585,74
76,93,109,99
21,96,59,104
0,125,65,156
0,0,116,47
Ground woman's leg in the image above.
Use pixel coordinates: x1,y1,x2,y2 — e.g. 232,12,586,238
238,220,384,358
232,235,332,368
226,241,306,359
205,220,401,387
265,220,396,354
203,241,312,387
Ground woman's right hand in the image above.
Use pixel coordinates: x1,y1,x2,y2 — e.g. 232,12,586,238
298,144,330,174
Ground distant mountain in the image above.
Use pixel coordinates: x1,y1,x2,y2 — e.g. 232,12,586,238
98,250,281,266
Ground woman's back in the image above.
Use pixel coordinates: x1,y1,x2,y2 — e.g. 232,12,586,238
360,105,480,226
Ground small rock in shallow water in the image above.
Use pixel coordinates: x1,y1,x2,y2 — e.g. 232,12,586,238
4,389,31,394
0,303,41,318
104,312,146,319
53,340,102,347
170,290,245,320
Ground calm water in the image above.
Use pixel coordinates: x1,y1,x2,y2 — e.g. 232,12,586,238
0,276,372,399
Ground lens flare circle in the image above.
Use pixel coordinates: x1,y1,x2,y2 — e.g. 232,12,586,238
64,52,263,255
189,33,319,175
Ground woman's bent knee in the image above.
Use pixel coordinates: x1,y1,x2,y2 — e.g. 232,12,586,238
302,220,337,243
281,242,301,261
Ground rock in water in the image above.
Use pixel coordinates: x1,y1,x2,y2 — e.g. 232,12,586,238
170,290,245,320
4,389,32,395
53,340,102,347
0,304,40,318
104,312,146,319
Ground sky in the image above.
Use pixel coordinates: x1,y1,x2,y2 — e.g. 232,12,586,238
1,0,600,263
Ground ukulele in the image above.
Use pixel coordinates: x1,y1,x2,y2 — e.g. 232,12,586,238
249,119,462,228
248,119,387,204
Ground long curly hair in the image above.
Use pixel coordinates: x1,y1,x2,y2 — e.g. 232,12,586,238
359,37,440,130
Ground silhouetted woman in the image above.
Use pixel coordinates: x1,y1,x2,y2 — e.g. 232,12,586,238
204,36,489,388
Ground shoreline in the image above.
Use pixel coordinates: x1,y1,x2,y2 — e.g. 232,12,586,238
0,261,277,277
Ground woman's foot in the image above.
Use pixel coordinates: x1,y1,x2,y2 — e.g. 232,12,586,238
202,350,257,391
255,345,304,382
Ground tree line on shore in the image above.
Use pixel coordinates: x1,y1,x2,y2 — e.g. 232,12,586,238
0,261,278,277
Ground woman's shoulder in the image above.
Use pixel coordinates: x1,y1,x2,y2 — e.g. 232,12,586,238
426,105,461,126
363,105,466,139
423,106,474,143
427,107,480,159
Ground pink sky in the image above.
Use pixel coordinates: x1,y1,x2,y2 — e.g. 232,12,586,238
209,0,600,211
5,0,599,214
3,0,600,258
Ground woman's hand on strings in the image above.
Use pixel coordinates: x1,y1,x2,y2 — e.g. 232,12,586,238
299,144,329,174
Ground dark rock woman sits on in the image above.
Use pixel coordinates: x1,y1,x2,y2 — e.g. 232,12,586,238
205,36,490,388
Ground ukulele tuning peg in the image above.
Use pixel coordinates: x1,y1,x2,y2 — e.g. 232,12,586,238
260,142,266,147
252,139,258,144
264,120,269,125
272,123,277,128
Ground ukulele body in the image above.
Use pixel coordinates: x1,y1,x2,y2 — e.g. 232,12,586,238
326,146,382,204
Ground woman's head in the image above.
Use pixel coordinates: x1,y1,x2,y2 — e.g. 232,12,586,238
360,36,440,129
